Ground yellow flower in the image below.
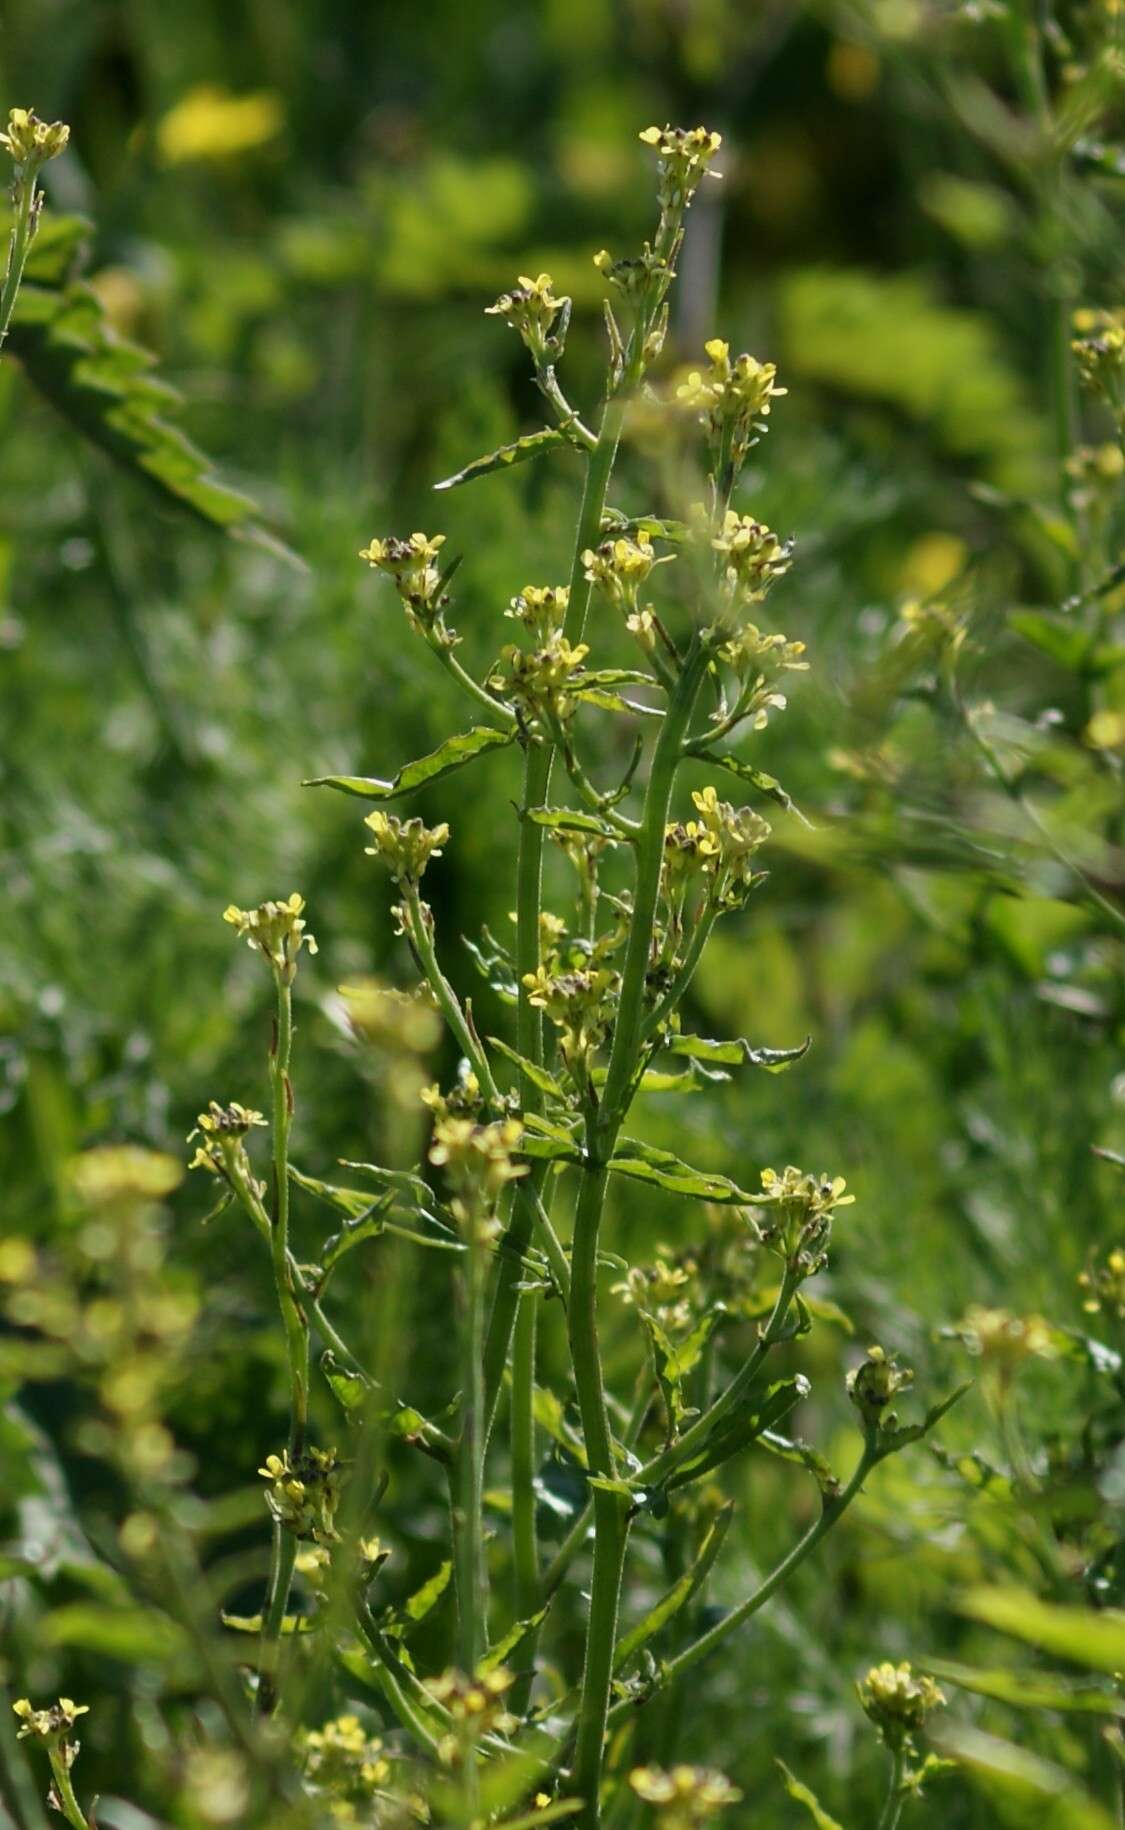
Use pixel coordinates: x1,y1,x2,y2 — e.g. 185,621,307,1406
0,108,69,166
954,1305,1057,1369
187,1101,267,1180
156,85,283,165
628,1763,741,1826
68,1145,182,1210
223,893,316,982
505,584,570,642
638,124,723,213
364,811,449,886
711,510,792,602
1079,1246,1125,1319
485,273,568,363
12,1696,89,1743
858,1662,945,1750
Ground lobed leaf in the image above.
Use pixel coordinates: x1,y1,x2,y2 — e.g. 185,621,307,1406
689,746,808,821
305,725,515,801
664,1033,812,1073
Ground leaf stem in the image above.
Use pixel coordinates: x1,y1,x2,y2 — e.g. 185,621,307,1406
0,167,37,355
876,1747,906,1830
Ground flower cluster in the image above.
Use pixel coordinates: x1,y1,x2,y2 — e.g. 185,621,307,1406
629,1763,741,1826
952,1305,1057,1371
489,632,591,725
485,272,568,366
223,893,317,983
677,339,787,472
187,1100,267,1184
716,621,807,690
1071,306,1124,408
1,108,70,167
712,510,793,603
426,1665,518,1764
593,244,671,301
638,124,723,213
846,1345,914,1428
663,787,770,914
259,1446,344,1543
338,978,442,1055
524,961,620,1076
364,811,449,887
857,1662,945,1752
359,532,452,641
748,1165,853,1277
426,1093,526,1238
613,1246,699,1334
12,1697,88,1747
297,1714,391,1794
505,583,570,643
583,534,671,651
1079,1246,1125,1321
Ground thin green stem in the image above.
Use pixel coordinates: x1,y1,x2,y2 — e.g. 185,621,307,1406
258,975,310,1715
877,1747,907,1830
0,169,37,354
457,1227,488,1672
404,888,503,1100
635,1268,801,1487
606,1445,875,1726
432,643,518,728
45,1752,88,1830
640,904,719,1044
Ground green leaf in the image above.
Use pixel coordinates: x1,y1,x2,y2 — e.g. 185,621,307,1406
434,425,570,491
759,1430,841,1497
668,1377,811,1488
526,806,624,841
531,1390,587,1466
520,1113,584,1166
305,725,514,801
957,1588,1125,1675
41,1602,188,1663
615,1502,733,1671
488,1036,566,1100
664,1033,812,1073
383,1560,453,1641
221,1611,316,1635
480,1601,551,1674
924,1656,1125,1716
931,1721,1118,1829
1009,610,1094,672
689,748,808,821
320,1351,370,1413
639,1309,724,1434
9,215,293,558
775,1761,845,1830
610,1137,755,1204
290,1164,385,1221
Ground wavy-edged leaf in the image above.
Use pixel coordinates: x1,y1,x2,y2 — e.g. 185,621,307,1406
664,1033,812,1073
957,1588,1125,1675
689,747,809,822
601,509,691,545
526,806,623,842
775,1763,844,1830
924,1655,1125,1716
615,1502,733,1671
434,425,570,491
305,725,514,801
488,1036,566,1101
10,215,293,559
610,1137,754,1204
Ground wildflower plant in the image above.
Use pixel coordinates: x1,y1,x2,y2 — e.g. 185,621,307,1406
270,121,971,1827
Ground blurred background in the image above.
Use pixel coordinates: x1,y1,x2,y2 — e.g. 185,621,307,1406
0,1,1123,1824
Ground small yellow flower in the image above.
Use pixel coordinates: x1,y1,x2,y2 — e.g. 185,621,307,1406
485,273,568,363
187,1101,267,1181
223,893,316,983
638,124,723,214
156,85,283,165
0,108,69,166
1079,1246,1125,1319
858,1662,945,1751
259,1446,343,1543
954,1305,1057,1370
505,584,570,642
68,1145,183,1210
711,509,793,602
628,1762,741,1826
364,811,449,887
12,1696,89,1744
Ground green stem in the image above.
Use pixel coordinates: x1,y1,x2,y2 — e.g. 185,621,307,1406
45,1750,88,1830
457,1225,488,1671
0,169,37,354
877,1747,906,1830
606,1444,875,1726
404,888,503,1100
433,643,518,728
635,1268,801,1488
640,903,719,1044
258,975,309,1715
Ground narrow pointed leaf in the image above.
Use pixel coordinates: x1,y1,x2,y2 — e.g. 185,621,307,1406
305,725,514,801
775,1763,844,1830
526,806,623,841
668,1377,811,1487
923,1656,1125,1716
434,425,570,491
689,747,808,820
488,1036,566,1100
957,1588,1125,1675
480,1601,552,1674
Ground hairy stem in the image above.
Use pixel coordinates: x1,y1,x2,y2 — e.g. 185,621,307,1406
0,169,37,354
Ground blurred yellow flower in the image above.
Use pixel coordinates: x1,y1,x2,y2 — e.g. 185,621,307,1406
899,532,966,596
157,85,283,166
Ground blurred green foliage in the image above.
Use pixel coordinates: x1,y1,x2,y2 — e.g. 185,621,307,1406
0,1,1123,1826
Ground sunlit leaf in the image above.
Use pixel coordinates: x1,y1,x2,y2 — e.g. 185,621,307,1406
957,1588,1125,1675
665,1033,812,1073
924,1656,1125,1716
610,1137,755,1204
775,1761,845,1830
688,747,807,820
434,425,571,491
305,725,514,800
